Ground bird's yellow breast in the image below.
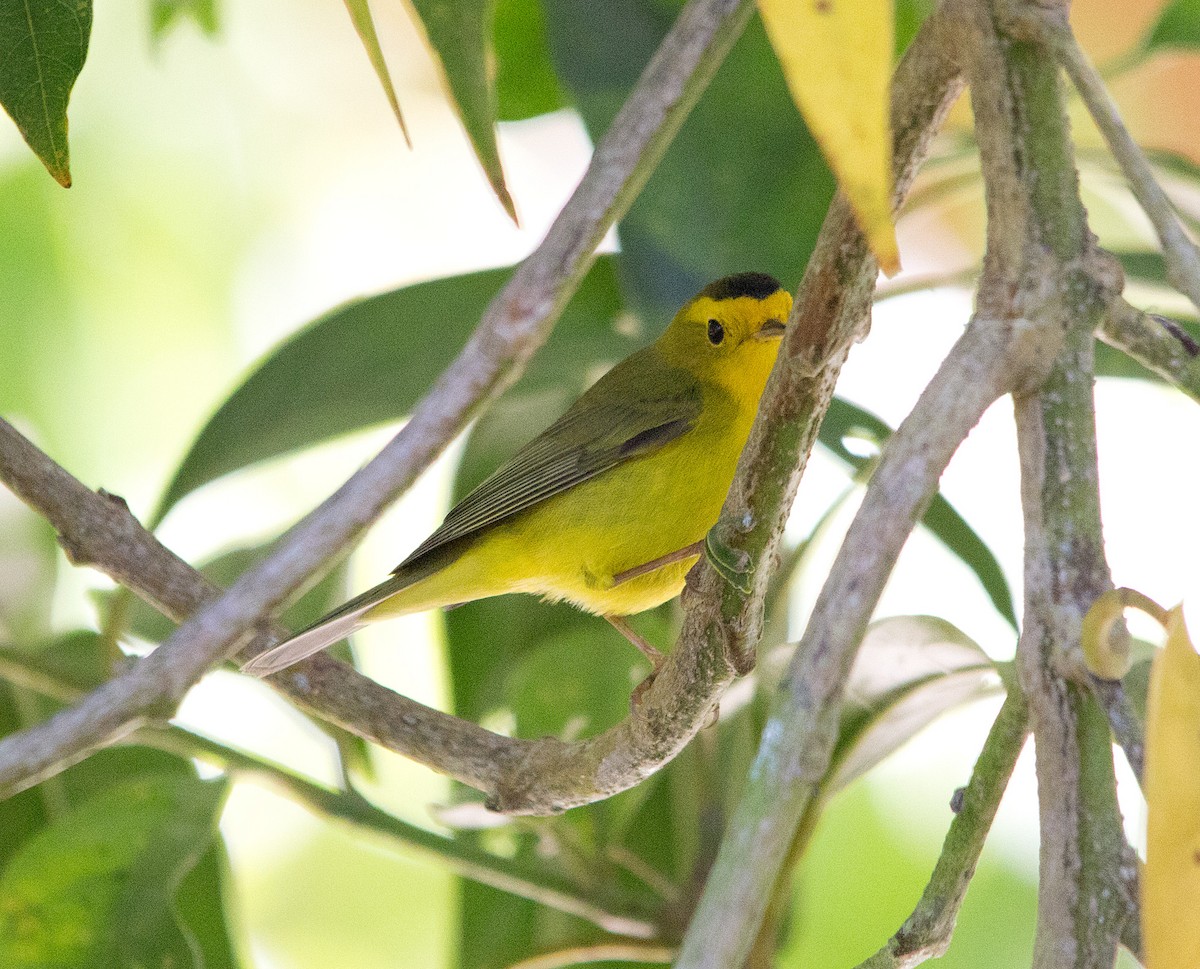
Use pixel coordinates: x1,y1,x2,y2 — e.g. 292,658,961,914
465,381,748,615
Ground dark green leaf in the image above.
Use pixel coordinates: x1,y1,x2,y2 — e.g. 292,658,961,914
410,0,515,219
0,632,243,967
820,398,1019,629
1144,0,1200,53
0,773,228,969
827,615,1002,793
506,624,653,739
150,0,218,38
494,0,566,120
895,0,937,56
544,2,834,315
155,259,630,522
174,842,243,969
0,0,93,186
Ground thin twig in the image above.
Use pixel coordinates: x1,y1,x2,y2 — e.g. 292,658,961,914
0,0,757,801
1098,297,1200,402
854,693,1029,969
505,943,676,969
1046,18,1200,312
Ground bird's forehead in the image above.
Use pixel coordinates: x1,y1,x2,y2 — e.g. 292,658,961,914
684,290,790,326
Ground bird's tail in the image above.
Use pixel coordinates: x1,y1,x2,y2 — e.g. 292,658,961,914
240,573,414,678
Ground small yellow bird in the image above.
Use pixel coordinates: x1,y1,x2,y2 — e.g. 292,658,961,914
244,272,791,677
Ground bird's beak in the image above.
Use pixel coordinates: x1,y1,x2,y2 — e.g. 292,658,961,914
753,318,787,341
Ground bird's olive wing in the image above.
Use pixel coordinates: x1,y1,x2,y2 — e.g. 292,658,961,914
395,351,701,570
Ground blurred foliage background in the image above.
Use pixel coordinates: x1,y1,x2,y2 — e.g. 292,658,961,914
2,0,1200,966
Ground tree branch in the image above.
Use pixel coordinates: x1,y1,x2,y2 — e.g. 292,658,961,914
974,2,1131,965
0,645,658,939
675,294,1046,969
1098,297,1200,403
854,692,1029,969
0,0,757,801
1046,20,1200,313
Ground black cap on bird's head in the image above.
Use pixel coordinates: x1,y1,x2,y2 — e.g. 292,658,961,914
699,272,784,302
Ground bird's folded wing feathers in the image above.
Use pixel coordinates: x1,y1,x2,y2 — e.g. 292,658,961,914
397,353,702,571
242,352,702,678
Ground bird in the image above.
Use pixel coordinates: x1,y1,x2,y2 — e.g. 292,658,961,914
242,272,791,678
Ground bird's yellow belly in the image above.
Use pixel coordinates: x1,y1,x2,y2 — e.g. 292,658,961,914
474,422,738,616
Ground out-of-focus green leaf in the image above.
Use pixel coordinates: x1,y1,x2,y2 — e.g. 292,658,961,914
0,633,242,968
507,625,653,739
1144,0,1200,54
820,398,1019,629
494,0,566,120
174,842,243,969
342,0,410,145
155,259,629,522
826,615,1002,793
0,773,228,969
0,486,57,644
0,0,92,187
543,1,834,316
895,0,936,56
410,0,515,219
151,0,219,38
0,168,80,428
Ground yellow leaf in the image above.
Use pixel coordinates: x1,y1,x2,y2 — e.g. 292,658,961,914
758,0,899,274
1144,605,1200,969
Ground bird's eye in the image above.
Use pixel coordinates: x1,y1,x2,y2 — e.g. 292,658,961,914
707,318,725,345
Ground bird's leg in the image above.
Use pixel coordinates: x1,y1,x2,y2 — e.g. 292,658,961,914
610,540,704,586
606,614,665,666
606,615,666,713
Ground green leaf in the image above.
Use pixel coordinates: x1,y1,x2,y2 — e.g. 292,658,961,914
0,632,244,967
0,773,228,969
507,624,653,739
0,485,57,643
894,0,936,56
410,0,515,220
155,259,629,522
494,0,566,120
543,2,835,315
150,0,218,38
819,398,1019,629
826,615,1002,793
342,0,410,145
174,842,243,969
0,0,93,187
1144,0,1200,54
